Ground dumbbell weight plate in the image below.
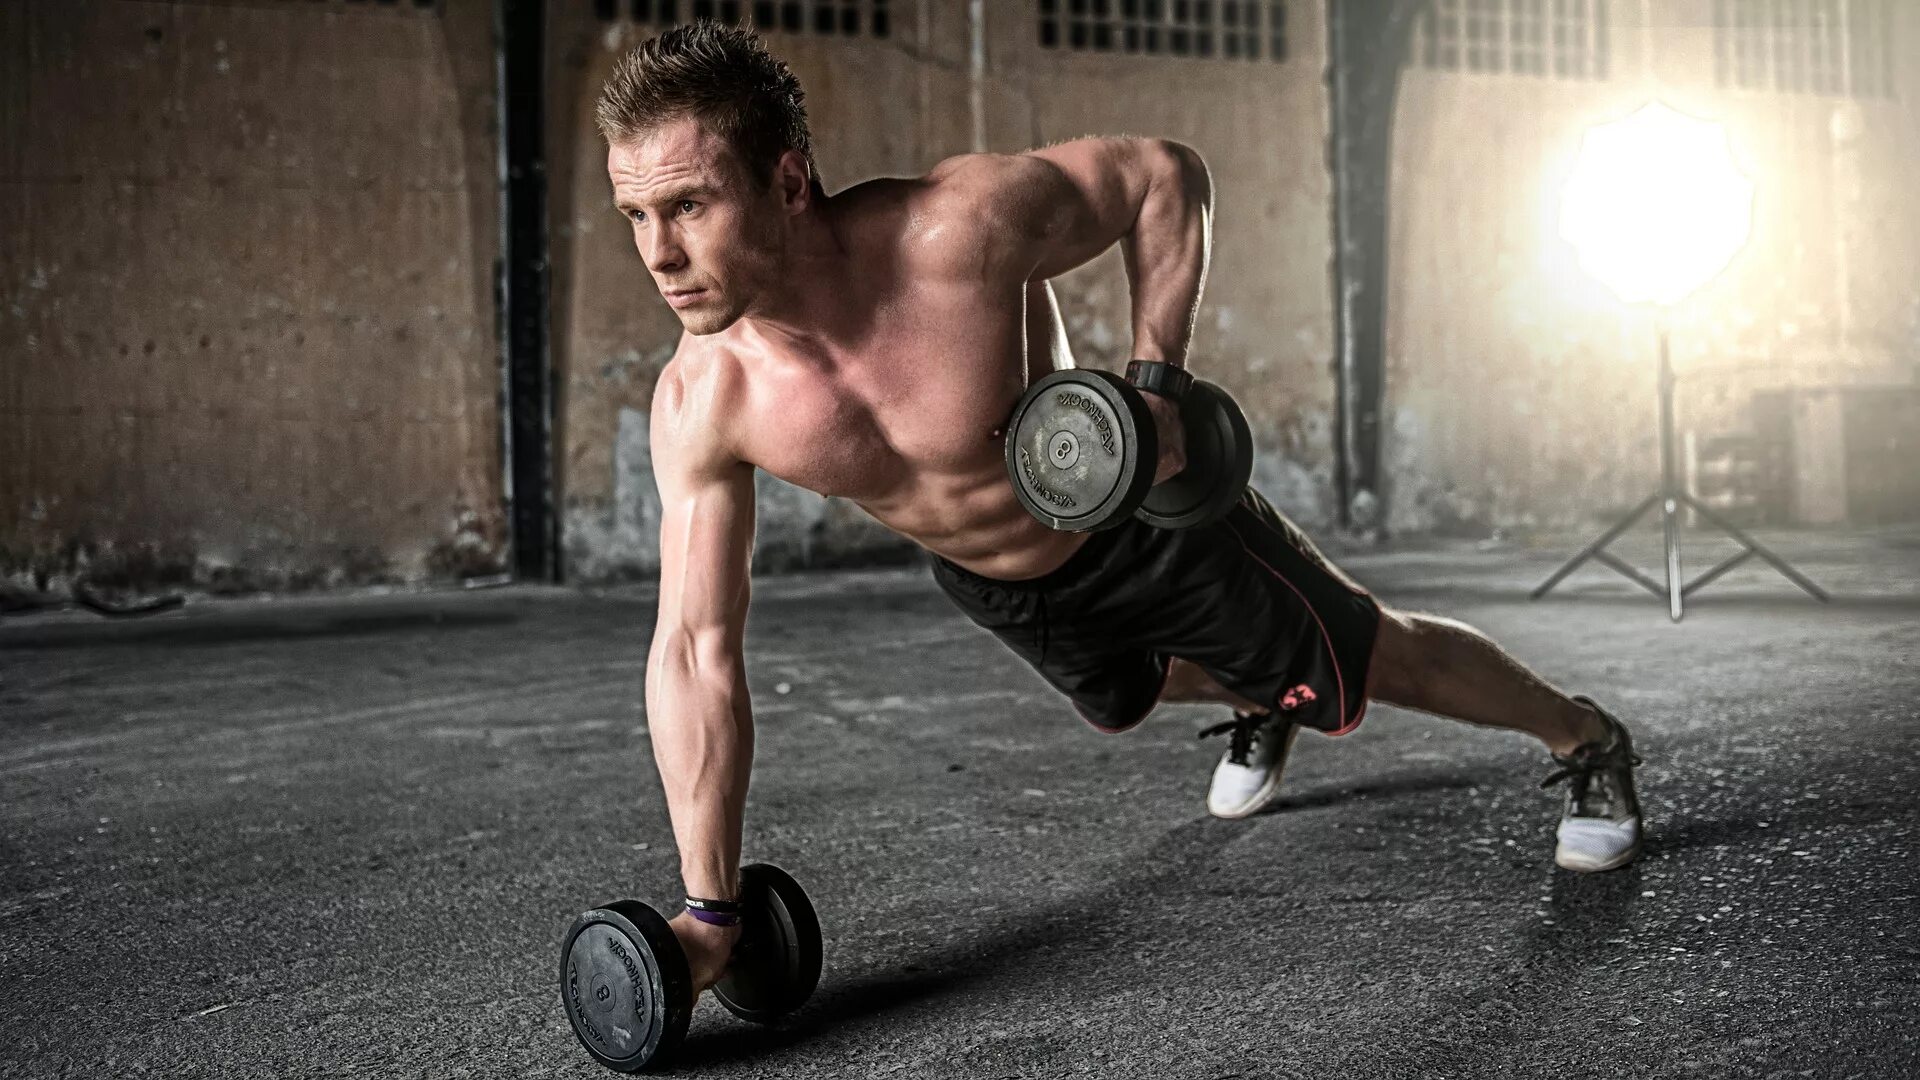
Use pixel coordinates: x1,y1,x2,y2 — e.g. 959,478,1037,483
560,900,693,1073
712,863,823,1023
1004,369,1157,533
1135,378,1254,530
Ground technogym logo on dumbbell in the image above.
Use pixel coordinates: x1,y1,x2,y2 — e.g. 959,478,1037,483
608,935,645,999
1017,448,1077,508
1054,390,1118,456
566,968,604,1047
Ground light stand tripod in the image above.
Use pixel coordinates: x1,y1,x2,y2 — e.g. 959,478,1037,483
1531,322,1829,621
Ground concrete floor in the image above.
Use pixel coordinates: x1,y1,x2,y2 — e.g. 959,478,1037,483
3,525,1917,1078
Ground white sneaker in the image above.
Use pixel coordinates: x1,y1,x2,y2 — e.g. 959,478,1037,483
1543,696,1645,872
1202,711,1300,819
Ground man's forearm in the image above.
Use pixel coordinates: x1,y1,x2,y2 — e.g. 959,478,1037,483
1123,140,1213,368
646,639,754,901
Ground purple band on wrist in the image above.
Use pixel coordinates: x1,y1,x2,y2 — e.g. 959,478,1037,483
687,907,741,927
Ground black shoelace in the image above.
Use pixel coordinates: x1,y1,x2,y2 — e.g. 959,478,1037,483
1198,711,1263,766
1540,728,1642,818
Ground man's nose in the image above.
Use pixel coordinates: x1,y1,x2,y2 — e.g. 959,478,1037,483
641,227,687,276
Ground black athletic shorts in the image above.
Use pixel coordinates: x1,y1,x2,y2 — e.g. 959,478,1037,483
932,487,1381,736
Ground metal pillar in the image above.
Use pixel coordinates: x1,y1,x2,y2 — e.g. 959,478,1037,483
497,0,557,582
1325,0,1421,532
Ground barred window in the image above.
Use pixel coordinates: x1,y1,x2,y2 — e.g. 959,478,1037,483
210,0,440,11
1508,0,1546,76
594,0,891,39
1037,0,1290,63
1713,0,1895,100
1414,0,1609,81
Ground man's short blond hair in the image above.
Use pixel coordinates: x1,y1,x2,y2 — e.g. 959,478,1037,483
596,21,820,194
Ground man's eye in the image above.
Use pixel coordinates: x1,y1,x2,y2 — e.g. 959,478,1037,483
629,209,645,223
678,200,699,215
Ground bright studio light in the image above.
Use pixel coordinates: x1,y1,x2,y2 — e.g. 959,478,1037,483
1559,102,1754,306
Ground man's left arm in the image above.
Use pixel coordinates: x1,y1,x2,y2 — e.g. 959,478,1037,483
1008,137,1214,370
975,137,1210,481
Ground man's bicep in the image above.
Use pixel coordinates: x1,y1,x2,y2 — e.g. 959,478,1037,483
652,414,755,660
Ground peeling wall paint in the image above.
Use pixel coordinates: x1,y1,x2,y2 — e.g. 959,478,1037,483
0,1,507,594
563,405,659,582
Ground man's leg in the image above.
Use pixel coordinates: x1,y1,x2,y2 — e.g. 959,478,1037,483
1351,608,1647,872
1363,608,1611,755
1160,612,1609,752
1159,605,1615,761
1174,606,1643,869
1160,657,1270,713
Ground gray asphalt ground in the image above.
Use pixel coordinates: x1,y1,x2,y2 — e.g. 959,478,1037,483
4,525,1917,1079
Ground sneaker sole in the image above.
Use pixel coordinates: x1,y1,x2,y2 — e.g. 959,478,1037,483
1554,835,1643,873
1206,727,1299,820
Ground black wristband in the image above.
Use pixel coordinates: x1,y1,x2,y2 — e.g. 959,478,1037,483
1124,359,1193,402
684,895,742,915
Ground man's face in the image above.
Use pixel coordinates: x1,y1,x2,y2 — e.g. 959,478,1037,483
608,117,785,336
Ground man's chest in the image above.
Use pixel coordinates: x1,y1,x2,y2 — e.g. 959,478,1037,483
737,284,1032,499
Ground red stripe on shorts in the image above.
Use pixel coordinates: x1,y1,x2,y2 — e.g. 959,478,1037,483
1223,507,1366,737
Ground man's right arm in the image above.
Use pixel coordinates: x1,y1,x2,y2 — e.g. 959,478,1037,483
645,357,756,914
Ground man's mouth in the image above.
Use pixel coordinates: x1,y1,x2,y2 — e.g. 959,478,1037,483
664,288,706,310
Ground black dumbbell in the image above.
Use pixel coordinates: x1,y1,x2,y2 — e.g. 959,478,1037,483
559,863,822,1072
1003,361,1253,532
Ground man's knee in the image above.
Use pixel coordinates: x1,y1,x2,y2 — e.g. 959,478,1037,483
1161,658,1270,713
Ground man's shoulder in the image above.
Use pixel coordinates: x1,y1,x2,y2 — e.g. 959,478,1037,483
918,152,1063,223
833,153,1058,277
923,149,1058,189
656,334,748,412
652,336,749,464
834,153,1055,222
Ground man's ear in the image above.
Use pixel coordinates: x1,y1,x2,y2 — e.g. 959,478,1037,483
772,148,812,214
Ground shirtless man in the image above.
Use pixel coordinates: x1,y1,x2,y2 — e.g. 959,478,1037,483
600,24,1645,1002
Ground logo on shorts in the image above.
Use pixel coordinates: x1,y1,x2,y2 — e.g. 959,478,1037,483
1278,684,1318,711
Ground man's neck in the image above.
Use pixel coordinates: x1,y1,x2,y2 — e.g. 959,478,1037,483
736,198,864,360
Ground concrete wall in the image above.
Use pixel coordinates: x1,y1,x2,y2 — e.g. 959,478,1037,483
0,0,506,595
16,0,1911,595
1385,0,1920,535
553,0,1338,581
